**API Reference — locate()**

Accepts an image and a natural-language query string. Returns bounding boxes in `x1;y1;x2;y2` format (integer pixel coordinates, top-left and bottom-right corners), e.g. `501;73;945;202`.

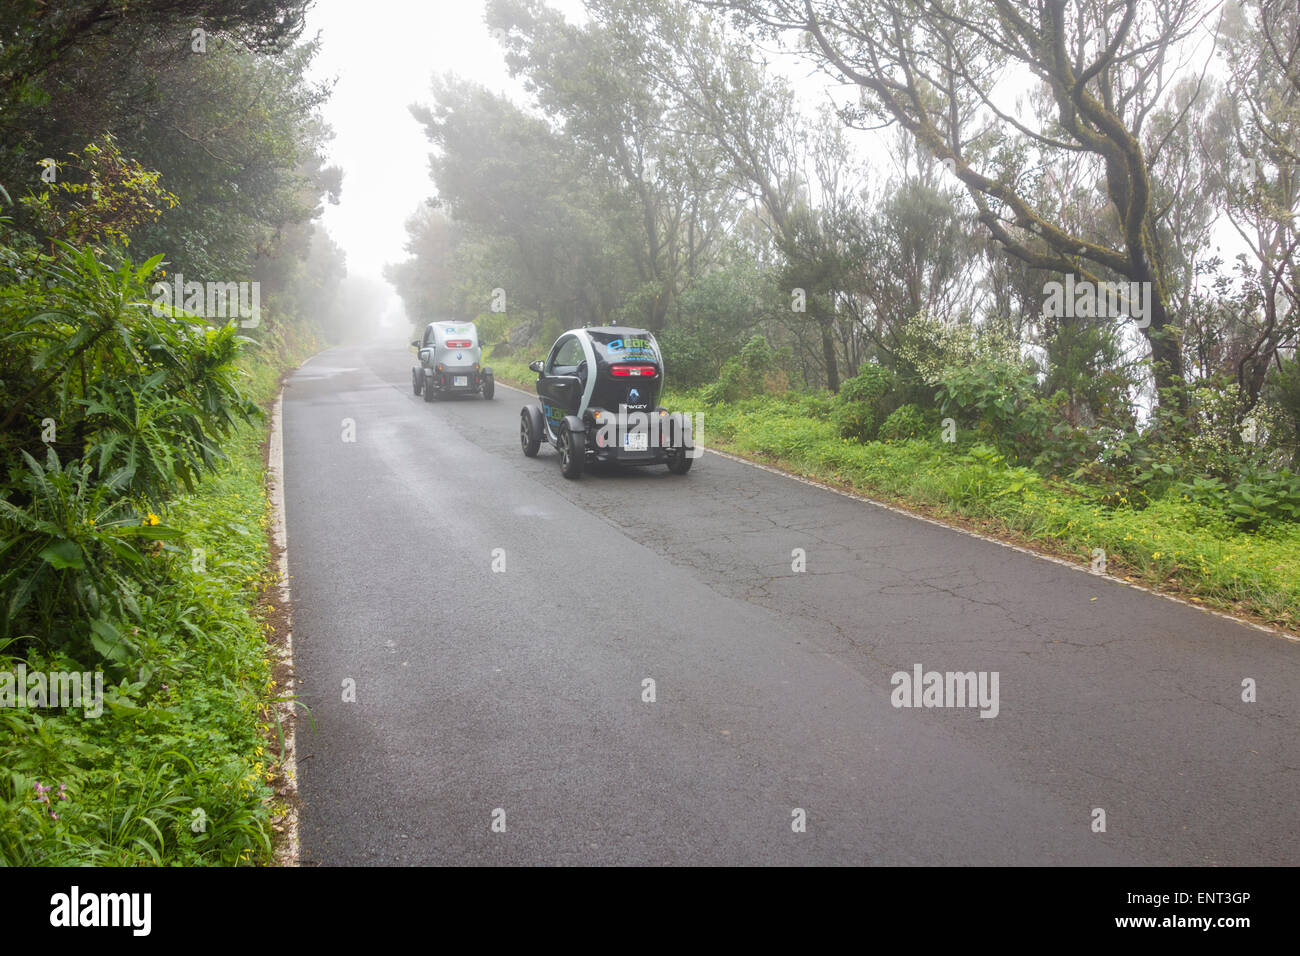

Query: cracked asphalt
284;344;1300;865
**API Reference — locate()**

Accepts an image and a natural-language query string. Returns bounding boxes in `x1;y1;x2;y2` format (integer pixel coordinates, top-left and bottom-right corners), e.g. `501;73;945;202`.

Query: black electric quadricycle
519;326;697;479
412;321;494;401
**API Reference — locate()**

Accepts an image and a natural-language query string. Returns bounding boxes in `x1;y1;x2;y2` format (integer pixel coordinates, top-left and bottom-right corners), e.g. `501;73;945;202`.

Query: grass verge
0;323;320;865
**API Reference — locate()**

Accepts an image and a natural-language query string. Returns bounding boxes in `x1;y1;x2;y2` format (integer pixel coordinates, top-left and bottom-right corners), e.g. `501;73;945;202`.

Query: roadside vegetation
0;1;337;864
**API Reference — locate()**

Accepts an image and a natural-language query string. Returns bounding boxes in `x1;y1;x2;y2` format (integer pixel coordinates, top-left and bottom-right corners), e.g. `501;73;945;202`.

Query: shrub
878;404;926;442
832;362;897;441
839;362;893;405
1175;467;1300;530
0;243;258;660
0;449;181;661
659;327;718;388
831;402;878;442
934;356;1049;462
702;334;778;405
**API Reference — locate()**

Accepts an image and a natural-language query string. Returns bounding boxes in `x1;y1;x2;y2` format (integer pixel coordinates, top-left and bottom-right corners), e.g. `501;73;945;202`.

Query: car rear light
610;364;657;377
446;339;472;348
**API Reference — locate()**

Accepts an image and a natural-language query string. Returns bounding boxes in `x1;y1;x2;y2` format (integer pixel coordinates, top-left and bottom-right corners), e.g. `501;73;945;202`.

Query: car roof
571;325;653;338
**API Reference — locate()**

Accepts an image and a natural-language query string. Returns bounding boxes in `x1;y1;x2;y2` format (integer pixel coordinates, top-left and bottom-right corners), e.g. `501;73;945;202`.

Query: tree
843;132;983;375
723;0;1222;407
0;0;306;102
410;77;632;331
1206;0;1300;408
638;6;854;389
487;0;735;331
1;13;337;288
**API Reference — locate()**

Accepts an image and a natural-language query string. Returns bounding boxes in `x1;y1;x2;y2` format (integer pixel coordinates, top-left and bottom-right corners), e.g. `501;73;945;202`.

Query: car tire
412;368;423;396
559;424;584;479
482;373;495;400
423;377;437;402
520;408;541;457
667;450;694;475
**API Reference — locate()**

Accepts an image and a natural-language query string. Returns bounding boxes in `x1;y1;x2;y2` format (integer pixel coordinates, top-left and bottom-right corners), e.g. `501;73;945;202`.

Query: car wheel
482;373;495;400
520;408;541;457
423;377;437;402
559;424;584;479
667;450;694;475
412;368;423;396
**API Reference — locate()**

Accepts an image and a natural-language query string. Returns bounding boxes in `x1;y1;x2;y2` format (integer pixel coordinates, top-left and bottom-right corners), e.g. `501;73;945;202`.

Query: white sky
305;0;587;329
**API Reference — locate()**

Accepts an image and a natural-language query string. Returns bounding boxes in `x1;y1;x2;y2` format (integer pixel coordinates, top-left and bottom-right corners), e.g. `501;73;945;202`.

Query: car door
419;324;436;367
539;334;586;435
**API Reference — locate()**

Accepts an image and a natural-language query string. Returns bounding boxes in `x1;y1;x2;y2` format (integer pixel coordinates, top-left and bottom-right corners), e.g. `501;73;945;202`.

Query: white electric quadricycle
411;321;494;401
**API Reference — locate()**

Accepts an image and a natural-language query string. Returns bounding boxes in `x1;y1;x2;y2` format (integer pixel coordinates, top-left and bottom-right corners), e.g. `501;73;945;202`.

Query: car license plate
624;432;648;451
454;375;468;387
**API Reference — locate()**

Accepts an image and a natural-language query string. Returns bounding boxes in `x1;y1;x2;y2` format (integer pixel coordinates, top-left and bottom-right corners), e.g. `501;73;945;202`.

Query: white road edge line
498;379;1297;644
268;391;301;865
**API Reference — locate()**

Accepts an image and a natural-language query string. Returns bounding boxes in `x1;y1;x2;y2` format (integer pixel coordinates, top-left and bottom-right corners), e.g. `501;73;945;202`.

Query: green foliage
658;327;716;388
878;403;926;442
702;334;778;405
934;356;1049;461
0;449;179;658
669;253;772;379
473;310;511;349
1;242;260;502
0;0;339;866
954;443;1043;501
838;361;892;405
893;313;1022;387
1175;468;1300;531
830;403;877;442
739;333;774;370
1263;356;1300;468
0;326;313;866
19;136;179;250
831;362;896;441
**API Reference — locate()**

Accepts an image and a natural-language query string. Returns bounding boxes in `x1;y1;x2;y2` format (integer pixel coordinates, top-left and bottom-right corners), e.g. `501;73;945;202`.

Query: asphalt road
283;343;1300;865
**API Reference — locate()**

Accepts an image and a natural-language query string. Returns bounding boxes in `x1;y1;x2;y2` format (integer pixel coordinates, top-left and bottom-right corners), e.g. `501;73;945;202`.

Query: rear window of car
437;325;476;342
590;333;659;364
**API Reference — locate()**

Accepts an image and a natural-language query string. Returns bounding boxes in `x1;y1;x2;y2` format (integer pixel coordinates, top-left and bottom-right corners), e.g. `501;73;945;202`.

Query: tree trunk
1142;291;1185;411
820;315;840;393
